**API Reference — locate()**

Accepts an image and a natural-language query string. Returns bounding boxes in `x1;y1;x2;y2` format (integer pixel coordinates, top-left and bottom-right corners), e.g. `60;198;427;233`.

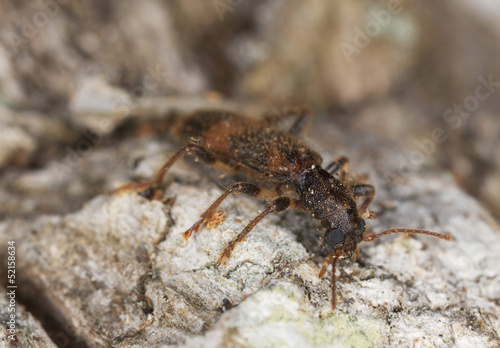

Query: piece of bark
0;287;57;348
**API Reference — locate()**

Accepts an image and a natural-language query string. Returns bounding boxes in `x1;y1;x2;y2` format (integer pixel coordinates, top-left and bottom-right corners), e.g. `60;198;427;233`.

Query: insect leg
216;197;301;265
113;144;215;199
264;105;312;135
351;184;375;218
288;106;312;135
325;156;350;182
325;156;349;175
152;145;215;186
182;182;280;239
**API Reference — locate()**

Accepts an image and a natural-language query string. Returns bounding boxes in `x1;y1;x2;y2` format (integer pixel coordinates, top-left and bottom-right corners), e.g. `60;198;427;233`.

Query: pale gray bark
1;101;499;347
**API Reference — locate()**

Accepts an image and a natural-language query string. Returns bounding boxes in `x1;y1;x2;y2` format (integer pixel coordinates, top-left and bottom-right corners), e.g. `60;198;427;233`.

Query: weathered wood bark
1;109;499;347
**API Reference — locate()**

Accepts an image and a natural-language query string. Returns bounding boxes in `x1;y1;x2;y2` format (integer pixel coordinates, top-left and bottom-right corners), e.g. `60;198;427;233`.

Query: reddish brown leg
112;181;159;197
216;197;301;265
113;144;215;199
151;145;216;187
182;182;280;240
351;184;375;219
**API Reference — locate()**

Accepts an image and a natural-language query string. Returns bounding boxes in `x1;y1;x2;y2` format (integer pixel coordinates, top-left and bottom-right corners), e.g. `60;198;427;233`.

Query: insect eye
325;228;344;246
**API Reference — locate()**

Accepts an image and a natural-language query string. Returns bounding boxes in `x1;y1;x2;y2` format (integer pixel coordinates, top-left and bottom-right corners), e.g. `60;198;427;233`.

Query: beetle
115;106;451;308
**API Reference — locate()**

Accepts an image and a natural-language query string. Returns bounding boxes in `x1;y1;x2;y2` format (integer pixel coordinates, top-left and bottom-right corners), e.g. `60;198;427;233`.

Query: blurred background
0;0;499;220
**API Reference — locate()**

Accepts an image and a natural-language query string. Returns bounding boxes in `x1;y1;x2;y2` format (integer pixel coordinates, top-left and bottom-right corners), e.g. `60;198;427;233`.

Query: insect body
115;107;451;309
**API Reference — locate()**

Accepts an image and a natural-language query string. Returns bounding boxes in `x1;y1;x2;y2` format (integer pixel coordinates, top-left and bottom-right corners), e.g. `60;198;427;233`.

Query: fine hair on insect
114;105;452;309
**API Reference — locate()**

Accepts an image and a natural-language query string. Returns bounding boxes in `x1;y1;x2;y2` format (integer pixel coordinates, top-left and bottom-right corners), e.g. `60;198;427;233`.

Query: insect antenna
363;228;452;242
